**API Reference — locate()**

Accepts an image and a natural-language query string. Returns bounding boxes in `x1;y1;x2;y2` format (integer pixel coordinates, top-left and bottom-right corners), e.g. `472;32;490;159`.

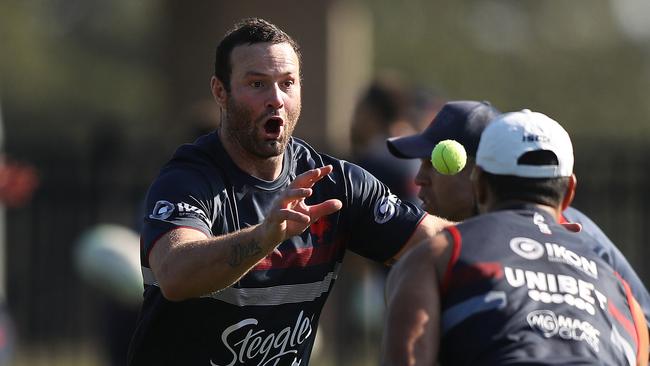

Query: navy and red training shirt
127;132;425;365
440;205;645;365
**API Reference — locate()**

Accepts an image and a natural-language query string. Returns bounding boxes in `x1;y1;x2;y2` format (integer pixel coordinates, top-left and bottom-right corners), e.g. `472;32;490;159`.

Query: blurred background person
388;100;498;221
349;75;419;203
327;75;444;365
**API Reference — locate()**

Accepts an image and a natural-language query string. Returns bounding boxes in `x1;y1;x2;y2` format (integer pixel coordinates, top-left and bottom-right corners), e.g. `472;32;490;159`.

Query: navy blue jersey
127;132;426;365
562;206;650;323
439;205;644;366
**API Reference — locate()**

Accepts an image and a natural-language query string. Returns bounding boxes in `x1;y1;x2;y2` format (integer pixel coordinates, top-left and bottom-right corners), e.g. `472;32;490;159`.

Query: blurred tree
0;0;166;149
364;0;650;142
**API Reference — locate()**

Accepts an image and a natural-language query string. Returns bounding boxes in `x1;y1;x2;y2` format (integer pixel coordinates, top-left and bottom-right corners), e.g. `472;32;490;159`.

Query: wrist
253;222;279;251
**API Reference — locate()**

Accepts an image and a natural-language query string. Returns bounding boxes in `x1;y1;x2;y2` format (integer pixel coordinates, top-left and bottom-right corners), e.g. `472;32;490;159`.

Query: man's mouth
417;194;428;209
263;117;285;138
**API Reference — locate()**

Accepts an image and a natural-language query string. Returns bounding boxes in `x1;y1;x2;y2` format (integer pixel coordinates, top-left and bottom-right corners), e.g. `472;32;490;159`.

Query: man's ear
561;174;577;211
471;166;487;209
210;76;227;108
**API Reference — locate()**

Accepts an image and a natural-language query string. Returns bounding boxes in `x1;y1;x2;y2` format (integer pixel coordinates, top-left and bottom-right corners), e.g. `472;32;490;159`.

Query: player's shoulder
168;133;221;169
289;137;374;176
394;235;440;270
562;206;594;225
451;210;535;246
289;137;354;180
455;210;508;231
290;137;343;167
154;133;226;186
562;206;612;243
155;156;212;188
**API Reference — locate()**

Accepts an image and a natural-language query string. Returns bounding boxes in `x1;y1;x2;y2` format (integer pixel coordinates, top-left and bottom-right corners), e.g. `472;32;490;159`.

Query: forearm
153;225;278;301
151;166;343;301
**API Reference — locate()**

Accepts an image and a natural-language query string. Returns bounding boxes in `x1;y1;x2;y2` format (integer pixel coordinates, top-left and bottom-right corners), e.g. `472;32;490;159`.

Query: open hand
260;165;343;247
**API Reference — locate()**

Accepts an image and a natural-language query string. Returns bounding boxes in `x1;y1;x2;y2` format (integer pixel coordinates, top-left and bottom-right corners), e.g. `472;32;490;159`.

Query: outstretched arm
381;235;447;366
149;165;343;301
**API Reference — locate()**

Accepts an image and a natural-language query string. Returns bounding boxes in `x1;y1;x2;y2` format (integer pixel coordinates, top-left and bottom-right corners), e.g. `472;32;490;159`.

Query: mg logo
527;310;558;338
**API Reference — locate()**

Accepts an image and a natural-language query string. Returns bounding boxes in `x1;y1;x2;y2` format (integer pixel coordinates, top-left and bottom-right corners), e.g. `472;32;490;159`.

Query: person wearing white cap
388;104;650;324
381;110;649;366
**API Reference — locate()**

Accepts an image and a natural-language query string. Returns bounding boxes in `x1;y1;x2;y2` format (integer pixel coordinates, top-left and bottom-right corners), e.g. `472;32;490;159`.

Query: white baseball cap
476;109;574;178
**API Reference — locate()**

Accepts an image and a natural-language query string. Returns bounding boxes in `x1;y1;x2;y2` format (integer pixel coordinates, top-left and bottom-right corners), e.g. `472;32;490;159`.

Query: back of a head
351;78;411;154
215;18;301;91
358;79;409;129
475;109;574;207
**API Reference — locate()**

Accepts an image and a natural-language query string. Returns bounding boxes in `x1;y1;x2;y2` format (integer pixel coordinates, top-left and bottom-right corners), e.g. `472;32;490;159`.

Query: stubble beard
223;96;301;159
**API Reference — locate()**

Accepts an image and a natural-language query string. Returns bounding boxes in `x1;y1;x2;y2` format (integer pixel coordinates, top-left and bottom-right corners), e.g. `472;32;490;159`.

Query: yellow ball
431;140;467;175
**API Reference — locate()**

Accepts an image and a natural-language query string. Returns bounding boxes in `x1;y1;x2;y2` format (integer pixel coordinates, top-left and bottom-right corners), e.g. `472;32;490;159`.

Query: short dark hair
483;150;570;207
358;78;408;128
215;18;302;92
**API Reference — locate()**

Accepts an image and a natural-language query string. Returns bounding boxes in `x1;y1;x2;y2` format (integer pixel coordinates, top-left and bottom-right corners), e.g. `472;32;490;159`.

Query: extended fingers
308;199;343;221
290;165;334;189
279;188;312;208
276;208;311;225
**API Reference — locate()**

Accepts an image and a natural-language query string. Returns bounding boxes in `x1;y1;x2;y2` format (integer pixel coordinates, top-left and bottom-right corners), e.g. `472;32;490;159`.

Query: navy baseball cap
387;100;500;159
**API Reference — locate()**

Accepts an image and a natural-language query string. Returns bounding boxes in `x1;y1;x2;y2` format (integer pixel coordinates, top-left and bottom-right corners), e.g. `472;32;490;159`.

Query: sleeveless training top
440;205;644;366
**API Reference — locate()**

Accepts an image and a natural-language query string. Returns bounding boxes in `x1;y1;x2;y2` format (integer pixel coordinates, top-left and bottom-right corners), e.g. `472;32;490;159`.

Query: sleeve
564;206;650;323
343;161;426;262
140;166;216;264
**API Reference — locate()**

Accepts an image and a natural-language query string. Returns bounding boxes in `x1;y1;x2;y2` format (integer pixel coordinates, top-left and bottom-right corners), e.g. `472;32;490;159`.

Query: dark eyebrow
243;71;296;78
244;71;268;78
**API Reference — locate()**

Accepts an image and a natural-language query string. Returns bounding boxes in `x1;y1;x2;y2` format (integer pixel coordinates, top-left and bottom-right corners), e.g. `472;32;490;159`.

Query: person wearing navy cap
387;100;500;221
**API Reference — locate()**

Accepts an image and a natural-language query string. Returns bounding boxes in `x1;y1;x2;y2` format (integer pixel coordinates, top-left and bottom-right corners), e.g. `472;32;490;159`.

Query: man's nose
414;166;430;186
414;174;428;187
266;83;284;110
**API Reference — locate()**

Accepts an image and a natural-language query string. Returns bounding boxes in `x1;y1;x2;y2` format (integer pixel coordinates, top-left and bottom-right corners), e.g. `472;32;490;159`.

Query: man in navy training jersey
127;18;448;366
382;109;649;365
387;100;650;322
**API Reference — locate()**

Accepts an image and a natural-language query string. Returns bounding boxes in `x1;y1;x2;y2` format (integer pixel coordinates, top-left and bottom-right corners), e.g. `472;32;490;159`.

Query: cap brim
386;134;435;159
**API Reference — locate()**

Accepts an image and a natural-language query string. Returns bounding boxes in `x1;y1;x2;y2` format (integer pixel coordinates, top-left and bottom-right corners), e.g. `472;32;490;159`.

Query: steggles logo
211;311;313;366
